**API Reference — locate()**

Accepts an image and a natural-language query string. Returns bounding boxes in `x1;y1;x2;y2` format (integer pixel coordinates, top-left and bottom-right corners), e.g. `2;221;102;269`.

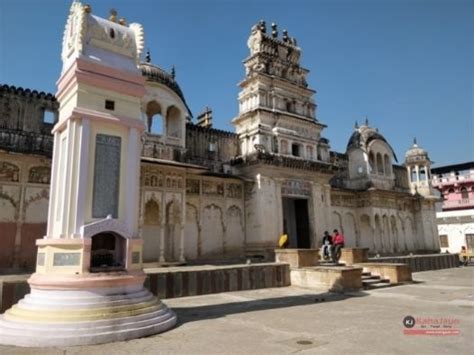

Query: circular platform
0;272;177;347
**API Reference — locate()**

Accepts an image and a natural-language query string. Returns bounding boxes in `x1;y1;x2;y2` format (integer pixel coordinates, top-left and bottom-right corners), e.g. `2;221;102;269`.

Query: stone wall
368;253;458;272
185;123;239;172
330;189;439;254
1;263;291;312
0;154;51;270
140;162;245;263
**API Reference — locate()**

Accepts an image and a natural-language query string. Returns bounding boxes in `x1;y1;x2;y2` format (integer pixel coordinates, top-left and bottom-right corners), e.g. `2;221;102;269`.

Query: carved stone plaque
281;180;311;197
92;134;121;218
53;252;80;266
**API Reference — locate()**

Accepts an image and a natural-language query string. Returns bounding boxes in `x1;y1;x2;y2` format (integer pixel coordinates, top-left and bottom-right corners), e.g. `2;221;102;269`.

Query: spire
271;23;278;38
355;121;359;129
365;116;369;126
171;65;176;79
109;8;117;22
413;137;417;146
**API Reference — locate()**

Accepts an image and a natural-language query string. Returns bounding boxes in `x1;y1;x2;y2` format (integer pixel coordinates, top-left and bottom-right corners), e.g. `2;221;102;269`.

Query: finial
171;65;176;79
84;4;92;13
365;116;369;126
258;20;266;33
109;8;117;22
413;137;417;146
119;17;127;26
145;49;151;63
282;29;289;42
355;121;359;129
271;23;278;38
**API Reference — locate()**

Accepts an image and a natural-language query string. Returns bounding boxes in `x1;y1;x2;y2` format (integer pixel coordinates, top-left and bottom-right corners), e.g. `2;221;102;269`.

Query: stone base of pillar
0;272;176;347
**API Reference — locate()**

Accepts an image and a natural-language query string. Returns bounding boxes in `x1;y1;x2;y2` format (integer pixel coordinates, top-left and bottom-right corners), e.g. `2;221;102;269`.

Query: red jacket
333;233;345;245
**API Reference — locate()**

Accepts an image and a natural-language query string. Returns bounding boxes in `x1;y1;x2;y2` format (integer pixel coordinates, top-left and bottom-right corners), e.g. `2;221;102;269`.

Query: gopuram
0;2;176;347
0;3;440;278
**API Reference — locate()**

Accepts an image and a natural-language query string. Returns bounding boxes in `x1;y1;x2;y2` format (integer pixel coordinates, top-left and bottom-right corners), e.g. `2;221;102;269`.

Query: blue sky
0;0;472;167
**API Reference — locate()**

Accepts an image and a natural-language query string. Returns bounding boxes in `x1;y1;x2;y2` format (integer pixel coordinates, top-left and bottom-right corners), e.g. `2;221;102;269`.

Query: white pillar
125;128;140;235
74;118;90;235
47;131;60;237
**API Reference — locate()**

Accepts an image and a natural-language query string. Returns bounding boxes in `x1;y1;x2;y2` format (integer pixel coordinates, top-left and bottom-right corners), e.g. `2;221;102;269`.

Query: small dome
405;139;430;163
139;62;192;117
346;124;398;162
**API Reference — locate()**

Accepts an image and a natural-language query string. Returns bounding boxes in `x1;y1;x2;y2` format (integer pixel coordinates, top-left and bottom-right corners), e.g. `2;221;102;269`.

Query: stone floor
1;267;473;354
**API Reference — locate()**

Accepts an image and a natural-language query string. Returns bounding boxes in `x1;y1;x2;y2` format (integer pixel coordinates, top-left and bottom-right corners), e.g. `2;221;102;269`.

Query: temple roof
139;62;192;117
346;125;398;162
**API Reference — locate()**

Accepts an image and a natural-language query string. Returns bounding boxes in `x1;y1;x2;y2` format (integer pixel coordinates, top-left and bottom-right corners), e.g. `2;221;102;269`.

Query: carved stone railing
0;129;53;157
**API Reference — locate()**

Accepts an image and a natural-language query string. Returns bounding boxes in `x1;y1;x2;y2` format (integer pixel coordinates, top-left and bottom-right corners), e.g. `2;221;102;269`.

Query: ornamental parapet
230;151;339;173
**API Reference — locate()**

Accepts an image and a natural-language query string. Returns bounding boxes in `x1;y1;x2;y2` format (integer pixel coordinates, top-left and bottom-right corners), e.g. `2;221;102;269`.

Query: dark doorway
282;198;311;248
90;232;126;272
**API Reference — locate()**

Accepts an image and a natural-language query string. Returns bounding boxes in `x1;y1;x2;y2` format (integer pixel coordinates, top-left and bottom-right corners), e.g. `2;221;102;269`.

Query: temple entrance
282;197;310;248
90;232;126;272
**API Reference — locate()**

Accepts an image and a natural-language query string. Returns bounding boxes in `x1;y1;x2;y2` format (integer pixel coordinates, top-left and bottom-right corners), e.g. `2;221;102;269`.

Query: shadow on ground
172;290;369;327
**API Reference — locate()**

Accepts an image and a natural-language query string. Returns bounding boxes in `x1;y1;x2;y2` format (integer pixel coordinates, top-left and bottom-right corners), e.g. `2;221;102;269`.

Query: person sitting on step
331;229;345;263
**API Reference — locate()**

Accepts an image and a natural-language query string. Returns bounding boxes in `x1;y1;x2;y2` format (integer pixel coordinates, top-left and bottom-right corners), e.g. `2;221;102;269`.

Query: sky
0;0;472;167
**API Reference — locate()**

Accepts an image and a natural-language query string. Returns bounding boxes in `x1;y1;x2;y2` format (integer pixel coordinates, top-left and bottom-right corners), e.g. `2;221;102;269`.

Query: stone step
362;277;391;290
363;281;393;290
318;262;344;267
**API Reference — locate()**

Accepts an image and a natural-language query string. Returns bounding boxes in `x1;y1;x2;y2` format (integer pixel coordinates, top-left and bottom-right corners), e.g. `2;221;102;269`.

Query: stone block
290;266;363;292
274;249;320;268
358;263;412;284
339;248;369;265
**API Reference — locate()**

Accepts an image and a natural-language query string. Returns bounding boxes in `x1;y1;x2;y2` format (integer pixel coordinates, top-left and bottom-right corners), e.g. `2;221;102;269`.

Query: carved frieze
142;166;184;190
186;179;200;194
203;180;224;196
226;183;243;199
28;166;51;184
0;161;20;182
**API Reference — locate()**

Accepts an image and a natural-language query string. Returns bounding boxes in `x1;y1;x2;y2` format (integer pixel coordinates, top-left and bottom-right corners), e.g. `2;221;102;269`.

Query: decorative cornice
0;84;56;102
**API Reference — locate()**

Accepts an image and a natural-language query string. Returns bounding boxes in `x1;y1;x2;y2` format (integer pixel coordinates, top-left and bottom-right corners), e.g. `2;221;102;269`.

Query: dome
139;62;192;117
346;125;398;162
405;139;430;164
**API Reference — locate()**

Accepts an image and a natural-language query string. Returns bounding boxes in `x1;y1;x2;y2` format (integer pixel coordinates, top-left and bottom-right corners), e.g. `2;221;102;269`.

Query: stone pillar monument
0;1;176;347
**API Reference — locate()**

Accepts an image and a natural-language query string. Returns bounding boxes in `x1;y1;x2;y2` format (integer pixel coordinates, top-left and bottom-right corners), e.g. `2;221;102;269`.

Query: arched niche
166;105;183;139
90;231;126;272
146;100;165;135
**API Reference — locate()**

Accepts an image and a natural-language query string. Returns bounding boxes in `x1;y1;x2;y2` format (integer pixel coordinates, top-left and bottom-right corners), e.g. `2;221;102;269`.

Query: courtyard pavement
0;267;473;354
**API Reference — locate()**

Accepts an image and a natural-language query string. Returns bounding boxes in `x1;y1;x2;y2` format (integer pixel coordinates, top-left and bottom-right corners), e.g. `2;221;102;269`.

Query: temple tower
0;2;176;347
232;21;329;161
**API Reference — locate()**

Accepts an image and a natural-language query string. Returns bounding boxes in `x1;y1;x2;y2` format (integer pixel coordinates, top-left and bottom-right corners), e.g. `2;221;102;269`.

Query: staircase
361;271;392;290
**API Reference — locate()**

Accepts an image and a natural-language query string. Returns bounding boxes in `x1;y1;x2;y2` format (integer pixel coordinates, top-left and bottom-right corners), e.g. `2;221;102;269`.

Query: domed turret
345;120;396;190
405;138;434;196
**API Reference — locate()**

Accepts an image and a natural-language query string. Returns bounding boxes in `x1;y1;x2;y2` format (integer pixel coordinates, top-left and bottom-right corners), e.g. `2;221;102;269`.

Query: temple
0;8;440;274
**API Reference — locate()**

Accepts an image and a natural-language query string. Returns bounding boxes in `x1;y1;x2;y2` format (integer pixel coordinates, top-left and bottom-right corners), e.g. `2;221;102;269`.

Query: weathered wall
330;189;439;255
140;162;245;263
185;123;239;172
0;154;50;269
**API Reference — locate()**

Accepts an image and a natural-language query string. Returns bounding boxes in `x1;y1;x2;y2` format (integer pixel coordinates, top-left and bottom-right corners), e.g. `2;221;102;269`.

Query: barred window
439;235;449;248
466;234;474;250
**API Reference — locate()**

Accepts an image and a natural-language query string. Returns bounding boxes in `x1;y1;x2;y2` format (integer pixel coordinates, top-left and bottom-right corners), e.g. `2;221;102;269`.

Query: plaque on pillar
92;134;121;218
